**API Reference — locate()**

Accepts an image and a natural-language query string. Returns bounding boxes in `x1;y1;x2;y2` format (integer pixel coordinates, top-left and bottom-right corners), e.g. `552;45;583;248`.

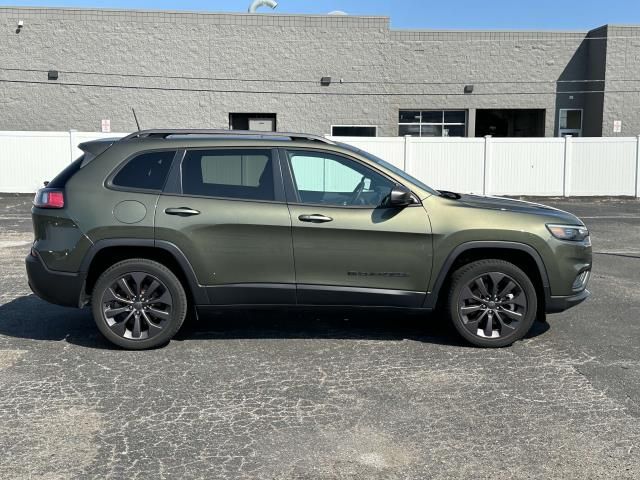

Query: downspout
248;0;278;13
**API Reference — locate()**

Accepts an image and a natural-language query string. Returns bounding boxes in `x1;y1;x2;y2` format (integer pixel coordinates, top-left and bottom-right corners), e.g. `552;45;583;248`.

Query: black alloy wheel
101;272;173;341
447;259;537;348
458;272;527;339
92;259;187;349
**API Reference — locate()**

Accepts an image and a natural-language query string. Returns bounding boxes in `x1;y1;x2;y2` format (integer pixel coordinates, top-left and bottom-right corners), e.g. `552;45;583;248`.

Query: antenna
132;108;141;131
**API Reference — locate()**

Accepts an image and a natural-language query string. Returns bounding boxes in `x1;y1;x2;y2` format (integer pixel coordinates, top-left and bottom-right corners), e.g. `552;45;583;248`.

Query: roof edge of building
2;7;638;35
0;5;389;20
0;5;388;20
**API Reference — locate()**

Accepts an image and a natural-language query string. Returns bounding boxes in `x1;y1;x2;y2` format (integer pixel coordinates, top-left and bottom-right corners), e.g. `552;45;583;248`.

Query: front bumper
545;289;591;314
26;253;86;308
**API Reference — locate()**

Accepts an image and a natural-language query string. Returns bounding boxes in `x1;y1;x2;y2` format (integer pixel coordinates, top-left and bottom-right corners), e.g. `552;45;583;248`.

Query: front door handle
164;207;201;217
298;214;333;223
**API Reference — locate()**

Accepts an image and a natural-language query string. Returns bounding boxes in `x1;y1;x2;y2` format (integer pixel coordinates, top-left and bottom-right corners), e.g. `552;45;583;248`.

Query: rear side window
112;151;175;191
181;149;274;201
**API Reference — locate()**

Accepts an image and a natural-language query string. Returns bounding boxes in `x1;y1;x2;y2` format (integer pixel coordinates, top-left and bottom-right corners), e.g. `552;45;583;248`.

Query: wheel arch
81;239;208;305
424;241;551;311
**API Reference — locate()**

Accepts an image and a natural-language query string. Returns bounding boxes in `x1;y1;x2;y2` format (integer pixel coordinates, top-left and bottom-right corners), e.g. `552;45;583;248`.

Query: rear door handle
298;214;333;223
164;207;201;217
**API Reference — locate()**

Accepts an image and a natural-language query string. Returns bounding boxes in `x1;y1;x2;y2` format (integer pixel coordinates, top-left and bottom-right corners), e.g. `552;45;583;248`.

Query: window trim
105;148;180;194
280;147;421;209
330;125;378;137
398;109;467;137
162;146;286;204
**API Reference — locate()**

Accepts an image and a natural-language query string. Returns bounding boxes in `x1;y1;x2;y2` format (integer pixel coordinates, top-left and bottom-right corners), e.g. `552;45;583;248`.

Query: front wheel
446;259;537;348
91;258;188;349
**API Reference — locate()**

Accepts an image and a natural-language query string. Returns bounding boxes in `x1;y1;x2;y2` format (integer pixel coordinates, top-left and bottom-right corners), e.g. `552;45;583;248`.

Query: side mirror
388;185;413;207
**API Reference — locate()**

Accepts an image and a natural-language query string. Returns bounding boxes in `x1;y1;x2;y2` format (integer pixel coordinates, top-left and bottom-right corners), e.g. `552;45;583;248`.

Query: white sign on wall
614;120;622;133
101;119;111;133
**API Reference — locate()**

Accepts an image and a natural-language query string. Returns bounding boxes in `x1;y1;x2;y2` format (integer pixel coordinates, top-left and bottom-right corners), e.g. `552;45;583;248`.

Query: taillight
34;189;65;209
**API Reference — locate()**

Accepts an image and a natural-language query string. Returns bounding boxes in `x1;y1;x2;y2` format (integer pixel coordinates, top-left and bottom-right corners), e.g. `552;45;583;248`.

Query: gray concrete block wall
0;7;637;136
602;26;640;137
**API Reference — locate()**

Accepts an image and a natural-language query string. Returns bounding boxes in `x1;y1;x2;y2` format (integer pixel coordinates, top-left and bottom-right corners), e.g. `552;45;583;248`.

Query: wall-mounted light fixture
320;76;332;86
48;70;59;81
464;85;474;94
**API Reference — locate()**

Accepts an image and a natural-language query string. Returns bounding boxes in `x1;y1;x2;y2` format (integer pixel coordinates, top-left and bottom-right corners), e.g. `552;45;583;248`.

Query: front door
559;109;583;137
282;149;432;307
155;147;295;305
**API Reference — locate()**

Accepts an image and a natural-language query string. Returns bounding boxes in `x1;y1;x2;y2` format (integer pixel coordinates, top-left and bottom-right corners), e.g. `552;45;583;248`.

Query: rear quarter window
48;155;84;188
112;151;175;191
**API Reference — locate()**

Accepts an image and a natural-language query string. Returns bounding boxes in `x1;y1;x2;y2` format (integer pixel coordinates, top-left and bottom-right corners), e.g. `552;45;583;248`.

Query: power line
0;67;634;86
0;77;637;96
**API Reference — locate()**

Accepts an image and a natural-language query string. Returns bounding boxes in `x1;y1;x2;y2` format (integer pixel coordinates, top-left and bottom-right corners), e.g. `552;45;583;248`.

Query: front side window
112;150;175;191
398;110;467;137
287;150;395;207
181;149;274;201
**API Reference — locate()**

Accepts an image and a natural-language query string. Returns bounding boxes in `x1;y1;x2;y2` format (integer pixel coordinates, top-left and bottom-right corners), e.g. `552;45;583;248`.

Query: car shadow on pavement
0;294;550;350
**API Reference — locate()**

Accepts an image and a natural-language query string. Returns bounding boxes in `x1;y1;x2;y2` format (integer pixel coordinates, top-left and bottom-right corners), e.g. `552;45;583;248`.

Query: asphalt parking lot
0;194;638;479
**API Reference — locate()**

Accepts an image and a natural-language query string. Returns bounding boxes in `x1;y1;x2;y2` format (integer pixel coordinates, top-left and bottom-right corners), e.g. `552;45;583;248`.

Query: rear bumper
546;289;590;314
25;253;86;308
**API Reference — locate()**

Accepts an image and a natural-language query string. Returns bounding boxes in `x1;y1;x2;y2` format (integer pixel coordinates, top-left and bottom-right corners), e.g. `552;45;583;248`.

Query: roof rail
120;129;335;145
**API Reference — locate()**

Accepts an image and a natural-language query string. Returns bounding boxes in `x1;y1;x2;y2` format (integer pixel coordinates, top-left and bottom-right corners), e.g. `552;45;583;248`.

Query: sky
3;0;640;30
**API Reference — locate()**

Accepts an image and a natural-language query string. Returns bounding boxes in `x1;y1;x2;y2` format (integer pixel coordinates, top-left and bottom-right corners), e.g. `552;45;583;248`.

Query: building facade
1;7;639;137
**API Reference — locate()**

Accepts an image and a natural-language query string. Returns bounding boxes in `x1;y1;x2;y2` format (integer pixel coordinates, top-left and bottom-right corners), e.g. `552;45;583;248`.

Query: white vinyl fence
328;135;640;198
0;131;639;197
0;131;127;193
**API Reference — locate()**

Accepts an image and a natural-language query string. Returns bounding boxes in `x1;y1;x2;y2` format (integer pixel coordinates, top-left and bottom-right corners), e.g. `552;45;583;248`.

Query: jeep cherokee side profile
26;130;592;349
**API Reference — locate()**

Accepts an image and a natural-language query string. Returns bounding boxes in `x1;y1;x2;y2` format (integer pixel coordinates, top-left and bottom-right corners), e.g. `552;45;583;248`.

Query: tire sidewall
91;259;187;350
448;260;537;348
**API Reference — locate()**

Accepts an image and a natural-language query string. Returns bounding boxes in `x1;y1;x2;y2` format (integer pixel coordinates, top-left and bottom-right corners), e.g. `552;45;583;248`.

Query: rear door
155;147;295;305
282;148;432;307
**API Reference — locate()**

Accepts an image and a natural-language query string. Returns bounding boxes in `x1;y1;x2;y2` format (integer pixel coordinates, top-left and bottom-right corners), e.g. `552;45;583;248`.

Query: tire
446;259;537;348
91;258;188;350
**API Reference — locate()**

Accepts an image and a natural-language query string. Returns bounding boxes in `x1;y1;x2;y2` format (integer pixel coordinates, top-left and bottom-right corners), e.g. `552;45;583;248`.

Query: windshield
337;142;438;196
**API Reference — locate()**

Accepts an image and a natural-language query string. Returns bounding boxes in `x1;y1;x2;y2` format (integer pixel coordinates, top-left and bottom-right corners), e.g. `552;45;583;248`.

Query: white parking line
581;217;640;221
0;241;30;248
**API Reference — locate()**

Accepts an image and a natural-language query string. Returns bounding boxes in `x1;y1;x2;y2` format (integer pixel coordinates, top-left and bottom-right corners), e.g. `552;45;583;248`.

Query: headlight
546;224;590;242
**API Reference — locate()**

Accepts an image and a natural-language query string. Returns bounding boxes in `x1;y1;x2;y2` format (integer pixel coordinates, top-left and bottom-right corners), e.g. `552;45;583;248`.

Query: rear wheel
91;258;187;349
446;259;537;348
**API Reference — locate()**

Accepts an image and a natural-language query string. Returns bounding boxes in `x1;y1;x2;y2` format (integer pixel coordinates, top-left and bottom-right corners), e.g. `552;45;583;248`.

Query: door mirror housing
388;185;413;207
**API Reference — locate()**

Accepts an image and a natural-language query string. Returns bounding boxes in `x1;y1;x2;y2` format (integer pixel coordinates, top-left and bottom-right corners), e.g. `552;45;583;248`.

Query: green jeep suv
26;130;592;349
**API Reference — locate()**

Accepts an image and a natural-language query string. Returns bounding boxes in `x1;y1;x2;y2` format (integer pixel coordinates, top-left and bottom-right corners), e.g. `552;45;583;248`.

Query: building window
558;109;583;137
331;125;378;137
398;110;467;137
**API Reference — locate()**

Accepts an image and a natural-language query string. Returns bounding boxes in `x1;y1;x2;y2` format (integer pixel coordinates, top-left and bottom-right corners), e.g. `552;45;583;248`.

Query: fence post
68;129;78;163
563;135;573;197
483;135;492;195
635;135;640;198
403;135;411;171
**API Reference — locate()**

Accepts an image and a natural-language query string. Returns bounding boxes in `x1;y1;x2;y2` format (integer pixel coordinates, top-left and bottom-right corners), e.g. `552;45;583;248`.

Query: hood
453;193;583;224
